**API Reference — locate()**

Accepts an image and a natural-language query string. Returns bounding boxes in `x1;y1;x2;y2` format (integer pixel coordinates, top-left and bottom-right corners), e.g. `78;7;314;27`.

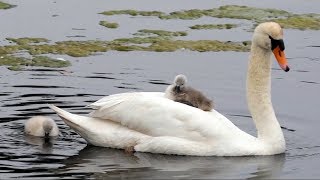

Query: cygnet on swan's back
24;116;59;137
165;74;214;111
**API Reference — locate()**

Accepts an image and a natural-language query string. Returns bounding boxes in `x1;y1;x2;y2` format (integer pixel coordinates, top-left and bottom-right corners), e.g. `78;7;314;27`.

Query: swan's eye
269;36;285;51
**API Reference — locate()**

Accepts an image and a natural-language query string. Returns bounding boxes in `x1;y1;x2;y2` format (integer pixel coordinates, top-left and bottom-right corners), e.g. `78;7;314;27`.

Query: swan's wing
88;92;241;141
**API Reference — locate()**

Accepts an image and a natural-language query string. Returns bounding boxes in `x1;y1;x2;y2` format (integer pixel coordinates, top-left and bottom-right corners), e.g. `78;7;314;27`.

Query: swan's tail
48;104;73;120
48;104;90;131
48;104;149;149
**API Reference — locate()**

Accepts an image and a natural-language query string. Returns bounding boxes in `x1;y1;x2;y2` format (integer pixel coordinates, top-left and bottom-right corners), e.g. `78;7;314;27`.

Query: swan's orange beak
273;46;290;72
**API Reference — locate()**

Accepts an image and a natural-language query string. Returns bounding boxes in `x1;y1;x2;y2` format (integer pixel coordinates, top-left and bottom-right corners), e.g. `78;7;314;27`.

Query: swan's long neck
246;44;285;147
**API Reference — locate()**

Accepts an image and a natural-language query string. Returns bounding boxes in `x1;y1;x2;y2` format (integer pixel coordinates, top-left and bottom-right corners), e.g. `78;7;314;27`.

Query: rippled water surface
1;0;320;179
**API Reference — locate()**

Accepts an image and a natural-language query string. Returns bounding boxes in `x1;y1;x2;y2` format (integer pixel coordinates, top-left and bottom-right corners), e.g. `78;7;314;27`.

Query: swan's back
89;92;248;142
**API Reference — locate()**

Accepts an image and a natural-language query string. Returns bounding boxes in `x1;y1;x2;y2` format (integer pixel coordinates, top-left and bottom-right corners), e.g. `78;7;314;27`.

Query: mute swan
24;116;59;137
49;22;289;156
165;74;214;111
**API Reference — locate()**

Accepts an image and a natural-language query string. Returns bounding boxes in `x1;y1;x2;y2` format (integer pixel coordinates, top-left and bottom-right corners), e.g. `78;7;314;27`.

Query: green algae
112;45;147;52
242;41;251;46
0;55;71;70
147;40;250;52
7;65;22;71
31;56;71;68
99;21;119;29
0;1;14;9
113;29;249;52
100;5;320;30
111;39;250;52
272;15;320;30
209;5;290;21
101;5;291;21
0;28;252;71
114;29;187;45
134;29;187;37
6;37;49;45
0;37;250;70
100;10;164;17
1;33;250;58
113;36;168;44
0;45;23;55
1;39;110;57
160;9;205;20
190;24;237;30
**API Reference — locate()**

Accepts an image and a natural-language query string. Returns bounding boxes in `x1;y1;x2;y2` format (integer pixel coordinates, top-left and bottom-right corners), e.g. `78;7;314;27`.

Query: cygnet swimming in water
165;74;214;111
24;116;59;137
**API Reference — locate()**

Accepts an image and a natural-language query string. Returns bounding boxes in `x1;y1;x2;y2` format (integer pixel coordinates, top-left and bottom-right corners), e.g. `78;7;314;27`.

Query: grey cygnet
165;74;214;111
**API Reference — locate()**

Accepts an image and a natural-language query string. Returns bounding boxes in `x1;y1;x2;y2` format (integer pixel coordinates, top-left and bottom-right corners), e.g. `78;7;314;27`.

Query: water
1;0;320;179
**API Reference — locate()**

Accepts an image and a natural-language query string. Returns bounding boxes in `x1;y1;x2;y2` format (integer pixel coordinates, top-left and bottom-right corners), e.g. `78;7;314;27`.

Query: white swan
49;22;289;156
24;116;59;137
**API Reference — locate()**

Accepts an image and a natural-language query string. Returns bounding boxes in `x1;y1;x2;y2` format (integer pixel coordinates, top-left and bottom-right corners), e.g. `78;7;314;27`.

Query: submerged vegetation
190;24;237;30
0;1;14;9
101;5;320;30
272;15;320;30
99;21;119;28
6;37;49;45
1;34;250;56
0;55;71;71
100;5;290;20
0;38;71;70
134;29;188;37
99;10;163;17
0;32;250;70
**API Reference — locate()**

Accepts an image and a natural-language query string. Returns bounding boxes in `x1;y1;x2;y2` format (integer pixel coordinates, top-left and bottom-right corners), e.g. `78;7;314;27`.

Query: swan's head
253;22;289;72
174;74;187;92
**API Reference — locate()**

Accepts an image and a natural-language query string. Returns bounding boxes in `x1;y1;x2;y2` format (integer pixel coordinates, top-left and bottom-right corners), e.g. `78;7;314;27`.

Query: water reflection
24;135;57;154
53;146;286;179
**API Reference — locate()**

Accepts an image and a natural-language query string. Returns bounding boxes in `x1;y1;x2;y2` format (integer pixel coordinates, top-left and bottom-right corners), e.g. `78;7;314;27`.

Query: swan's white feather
50;102;261;156
89;92;241;140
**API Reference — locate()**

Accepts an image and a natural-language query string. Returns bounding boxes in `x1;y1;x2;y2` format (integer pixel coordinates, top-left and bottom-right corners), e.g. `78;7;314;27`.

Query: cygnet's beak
45;132;50;137
174;85;181;92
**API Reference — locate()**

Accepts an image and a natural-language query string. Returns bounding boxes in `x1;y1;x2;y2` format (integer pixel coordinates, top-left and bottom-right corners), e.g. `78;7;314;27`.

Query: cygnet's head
173;74;187;93
174;74;187;86
42;117;55;137
25;116;59;137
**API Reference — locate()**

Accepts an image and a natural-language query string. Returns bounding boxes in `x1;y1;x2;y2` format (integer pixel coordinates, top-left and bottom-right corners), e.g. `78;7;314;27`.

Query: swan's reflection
60;145;285;179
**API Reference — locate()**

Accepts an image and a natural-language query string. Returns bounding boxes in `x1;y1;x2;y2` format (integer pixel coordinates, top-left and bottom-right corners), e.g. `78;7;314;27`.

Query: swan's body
50;22;289;156
165;74;214;111
24;116;59;137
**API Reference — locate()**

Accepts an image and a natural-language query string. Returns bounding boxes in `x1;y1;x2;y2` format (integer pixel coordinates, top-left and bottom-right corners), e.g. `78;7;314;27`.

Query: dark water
1;0;320;179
